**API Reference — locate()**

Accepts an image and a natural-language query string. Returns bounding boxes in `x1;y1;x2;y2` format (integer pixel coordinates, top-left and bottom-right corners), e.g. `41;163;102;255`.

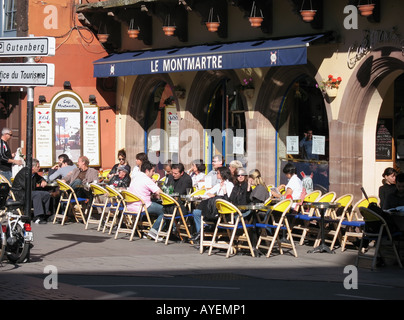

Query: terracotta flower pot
358;4;375;17
97;33;109;43
163;26;176;36
300;10;317;22
128;29;140;39
249;17;263;28
206;22;220;32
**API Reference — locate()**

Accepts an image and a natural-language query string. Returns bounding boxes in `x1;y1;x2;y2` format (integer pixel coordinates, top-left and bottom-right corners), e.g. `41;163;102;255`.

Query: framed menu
35;90;100;167
376;118;394;161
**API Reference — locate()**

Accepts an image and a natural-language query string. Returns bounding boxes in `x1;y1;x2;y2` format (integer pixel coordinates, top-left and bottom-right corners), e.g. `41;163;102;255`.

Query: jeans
0;170;12;183
32;190;51;217
193;209;202;233
148;201;165;230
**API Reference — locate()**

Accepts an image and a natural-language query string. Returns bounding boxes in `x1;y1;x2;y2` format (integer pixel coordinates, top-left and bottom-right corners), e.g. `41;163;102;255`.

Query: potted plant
163;14;176;36
317;75;342;98
97;33;109;43
240;77;255;99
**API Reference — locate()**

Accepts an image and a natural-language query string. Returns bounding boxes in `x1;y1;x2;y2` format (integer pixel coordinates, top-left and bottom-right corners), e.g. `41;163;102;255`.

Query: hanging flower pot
97;33;109;43
206;7;220;32
128;18;140;39
358;4;375;16
300;0;316;22
249;17;263;27
163;26;176;36
325;87;338;98
300;10;317;22
205;22;220;32
249;1;264;28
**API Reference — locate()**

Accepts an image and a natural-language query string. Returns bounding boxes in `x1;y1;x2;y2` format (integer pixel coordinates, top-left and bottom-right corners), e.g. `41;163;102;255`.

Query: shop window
277;76;329;192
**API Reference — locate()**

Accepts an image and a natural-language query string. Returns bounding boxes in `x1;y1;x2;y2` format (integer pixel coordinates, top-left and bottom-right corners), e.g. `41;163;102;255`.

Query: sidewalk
0;221;403;299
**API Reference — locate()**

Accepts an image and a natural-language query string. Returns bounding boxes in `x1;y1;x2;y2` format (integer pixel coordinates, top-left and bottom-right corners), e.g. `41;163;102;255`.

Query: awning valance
93;34;324;78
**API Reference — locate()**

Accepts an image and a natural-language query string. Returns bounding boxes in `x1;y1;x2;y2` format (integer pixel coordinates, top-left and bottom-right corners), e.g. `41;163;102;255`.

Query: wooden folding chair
85;183;110;230
102;185;124;234
340;196;379;251
314;193;353;250
207;199;255;258
290;190;322;244
356;207;403;270
256;199;297;258
53;179;87;225
114;190;152;241
156;192;194;245
0;174;22;215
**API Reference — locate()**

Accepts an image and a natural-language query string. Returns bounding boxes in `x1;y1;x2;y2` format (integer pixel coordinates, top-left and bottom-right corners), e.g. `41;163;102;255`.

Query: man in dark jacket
12;159;50;224
165;163;193;195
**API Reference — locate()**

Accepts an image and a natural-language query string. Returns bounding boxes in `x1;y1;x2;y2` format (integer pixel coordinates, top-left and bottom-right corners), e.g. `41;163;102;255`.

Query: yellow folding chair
340;196;379;251
85;183;110;230
207;199;256;258
256;199;297;258
114;190;152;241
315;193;354;250
53;179;87;225
156;192;193;245
102;185;124;234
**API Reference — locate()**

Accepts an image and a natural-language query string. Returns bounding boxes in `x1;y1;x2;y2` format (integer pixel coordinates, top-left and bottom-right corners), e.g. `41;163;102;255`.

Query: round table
304;202;341;254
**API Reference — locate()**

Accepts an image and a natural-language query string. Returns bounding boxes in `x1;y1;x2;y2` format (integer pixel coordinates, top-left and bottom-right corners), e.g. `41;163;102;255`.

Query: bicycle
0;183;33;264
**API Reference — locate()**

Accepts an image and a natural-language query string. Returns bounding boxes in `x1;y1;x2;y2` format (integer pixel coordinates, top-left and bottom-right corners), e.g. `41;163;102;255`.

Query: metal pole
24;58;34;221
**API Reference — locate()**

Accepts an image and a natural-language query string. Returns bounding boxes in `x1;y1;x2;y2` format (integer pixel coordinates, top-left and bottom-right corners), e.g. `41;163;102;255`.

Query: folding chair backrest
57;179;73;192
121;190;144;205
160;192;178;206
318;192;336;203
0;174;11;187
90;183;108;196
271;199;292;214
351;196;379;221
335;194;353;208
304;190;322;202
190;189;206;197
105;185;122;200
152;173;160;181
215;199;240;216
359;207;384;224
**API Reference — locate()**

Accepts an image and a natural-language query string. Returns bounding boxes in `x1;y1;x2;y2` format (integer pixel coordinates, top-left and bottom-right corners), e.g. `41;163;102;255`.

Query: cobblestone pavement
1;221;403;300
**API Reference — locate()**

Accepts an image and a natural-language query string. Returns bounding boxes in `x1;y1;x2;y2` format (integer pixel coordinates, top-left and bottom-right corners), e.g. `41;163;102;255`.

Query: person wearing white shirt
272;163;303;207
190;167;234;242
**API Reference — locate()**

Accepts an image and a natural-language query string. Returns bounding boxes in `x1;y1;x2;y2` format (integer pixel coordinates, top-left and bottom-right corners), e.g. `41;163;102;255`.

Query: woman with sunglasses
107;148;131;180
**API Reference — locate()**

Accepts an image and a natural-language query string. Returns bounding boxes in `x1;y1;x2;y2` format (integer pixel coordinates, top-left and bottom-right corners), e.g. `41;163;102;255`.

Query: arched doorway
276;75;329;190
335;48;404;199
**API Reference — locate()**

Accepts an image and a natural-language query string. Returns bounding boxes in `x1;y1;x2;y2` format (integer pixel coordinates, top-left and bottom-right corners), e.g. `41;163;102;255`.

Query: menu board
376;118;393;160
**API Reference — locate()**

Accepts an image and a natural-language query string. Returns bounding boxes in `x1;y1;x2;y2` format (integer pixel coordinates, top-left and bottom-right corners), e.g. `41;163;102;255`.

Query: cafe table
304;202;341;254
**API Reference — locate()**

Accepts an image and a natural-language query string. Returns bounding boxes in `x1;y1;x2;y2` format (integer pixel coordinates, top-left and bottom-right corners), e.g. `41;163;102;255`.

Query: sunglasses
118;158;125;161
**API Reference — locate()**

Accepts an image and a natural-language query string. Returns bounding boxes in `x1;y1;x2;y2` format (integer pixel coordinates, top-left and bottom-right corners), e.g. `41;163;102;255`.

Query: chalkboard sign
376;118;393;160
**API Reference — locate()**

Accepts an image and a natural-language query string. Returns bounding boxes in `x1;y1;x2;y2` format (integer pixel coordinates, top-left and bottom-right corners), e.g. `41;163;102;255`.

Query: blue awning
93;34;324;78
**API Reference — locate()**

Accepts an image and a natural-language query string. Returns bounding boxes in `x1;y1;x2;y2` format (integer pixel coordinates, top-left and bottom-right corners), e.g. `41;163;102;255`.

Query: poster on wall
376;118;393;161
312;135;326;155
286;136;299;155
34;90;100;167
165;105;179;155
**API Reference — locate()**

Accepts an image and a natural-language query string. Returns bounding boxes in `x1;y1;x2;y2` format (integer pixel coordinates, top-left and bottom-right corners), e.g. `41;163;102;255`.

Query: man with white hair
0;128;23;182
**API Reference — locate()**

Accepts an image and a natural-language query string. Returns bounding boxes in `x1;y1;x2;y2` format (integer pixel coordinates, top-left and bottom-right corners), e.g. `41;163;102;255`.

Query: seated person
48;158;76;181
63;155;99;200
384;172;404;211
108;164;131;188
247;169;270;204
379;167;398;210
272;163;303;201
164;163;193;195
191;167;234;242
128;161;164;241
12;159;50;224
48;153;69;177
107;148;131;180
189;159;206;189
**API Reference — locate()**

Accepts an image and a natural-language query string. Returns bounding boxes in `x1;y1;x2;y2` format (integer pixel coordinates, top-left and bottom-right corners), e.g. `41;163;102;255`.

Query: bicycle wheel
6;221;30;263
